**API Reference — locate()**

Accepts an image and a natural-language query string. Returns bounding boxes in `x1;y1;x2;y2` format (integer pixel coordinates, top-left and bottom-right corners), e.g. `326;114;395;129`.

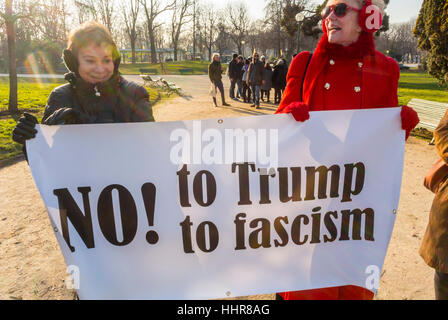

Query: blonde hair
212;52;220;61
67;21;120;61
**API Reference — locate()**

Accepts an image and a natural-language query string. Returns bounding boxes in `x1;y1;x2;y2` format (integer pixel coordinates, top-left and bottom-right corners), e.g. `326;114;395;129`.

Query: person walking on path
209;53;230;107
272;59;287;104
228;53;240;100
12;21;154;159
261;63;273;103
236;55;244;99
420;111;448;300
241;58;252;103
246;52;264;109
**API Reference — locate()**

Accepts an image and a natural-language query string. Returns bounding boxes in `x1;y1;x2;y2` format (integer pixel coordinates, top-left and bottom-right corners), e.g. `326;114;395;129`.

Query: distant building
119;48;187;63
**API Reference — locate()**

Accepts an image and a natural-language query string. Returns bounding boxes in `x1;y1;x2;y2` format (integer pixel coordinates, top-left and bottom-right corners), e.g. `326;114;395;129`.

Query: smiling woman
77;44;115;85
275;0;420;300
11;21;155;156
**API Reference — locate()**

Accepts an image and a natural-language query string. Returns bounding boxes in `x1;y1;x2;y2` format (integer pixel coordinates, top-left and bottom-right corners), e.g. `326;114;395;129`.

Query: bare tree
225;1;250;54
1;0;18;113
201;2;217;60
279;0;309;59
214;13;232;56
376;18;419;62
170;0;192;61
264;0;286;57
191;0;199;60
74;0;97;24
30;0;69;43
97;0;115;34
122;0;140;64
247;20;270;56
74;0;115;34
139;0;175;64
0;0;35;114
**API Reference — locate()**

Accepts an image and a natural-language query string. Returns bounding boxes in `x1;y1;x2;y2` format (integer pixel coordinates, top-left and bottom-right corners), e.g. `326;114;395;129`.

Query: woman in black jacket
12;21;154;149
271;59;288;105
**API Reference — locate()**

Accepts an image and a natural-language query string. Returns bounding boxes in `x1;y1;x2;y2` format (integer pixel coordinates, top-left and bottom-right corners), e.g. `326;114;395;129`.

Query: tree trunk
148;20;157;64
192;1;196;61
131;40;136;64
286;36;295;61
6;0;18;114
174;43;178;61
276;26;281;57
208;43;212;61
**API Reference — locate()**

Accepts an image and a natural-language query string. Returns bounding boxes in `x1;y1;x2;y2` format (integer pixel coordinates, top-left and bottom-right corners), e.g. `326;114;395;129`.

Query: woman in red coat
275;0;420;300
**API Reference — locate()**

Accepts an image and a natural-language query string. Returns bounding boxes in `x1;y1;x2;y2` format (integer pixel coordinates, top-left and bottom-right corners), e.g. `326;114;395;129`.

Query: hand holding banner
27;108;404;299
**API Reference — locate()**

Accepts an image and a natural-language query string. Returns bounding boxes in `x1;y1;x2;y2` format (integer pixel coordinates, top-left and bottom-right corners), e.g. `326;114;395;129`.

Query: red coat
275;32;398;300
277;33;399;113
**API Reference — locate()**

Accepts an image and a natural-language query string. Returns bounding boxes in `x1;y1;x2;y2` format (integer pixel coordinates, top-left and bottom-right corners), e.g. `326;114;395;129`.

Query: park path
126;74;277;121
0;75;438;300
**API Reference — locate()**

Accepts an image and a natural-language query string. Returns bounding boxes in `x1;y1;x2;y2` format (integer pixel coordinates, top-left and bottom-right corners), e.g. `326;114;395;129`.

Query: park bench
407;98;448;144
399;63;410;71
178;68;194;74
139;75;181;94
139;68;158;74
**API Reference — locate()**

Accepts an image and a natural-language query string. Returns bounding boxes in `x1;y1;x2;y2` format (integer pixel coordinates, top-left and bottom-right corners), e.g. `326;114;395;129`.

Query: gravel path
0;75;437;299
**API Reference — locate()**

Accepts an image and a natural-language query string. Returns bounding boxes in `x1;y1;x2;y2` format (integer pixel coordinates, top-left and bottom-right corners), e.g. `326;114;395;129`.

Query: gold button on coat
325;83;331;90
354;86;361;92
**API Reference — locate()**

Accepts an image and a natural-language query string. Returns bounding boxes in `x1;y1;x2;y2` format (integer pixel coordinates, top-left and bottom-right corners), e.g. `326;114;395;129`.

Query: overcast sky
206;0;424;24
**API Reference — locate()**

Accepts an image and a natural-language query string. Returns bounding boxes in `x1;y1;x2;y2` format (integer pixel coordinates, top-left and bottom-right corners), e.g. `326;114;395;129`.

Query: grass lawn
398;70;448;106
0;78;65;162
0;70;447;162
119;60;226;75
0;77;165;162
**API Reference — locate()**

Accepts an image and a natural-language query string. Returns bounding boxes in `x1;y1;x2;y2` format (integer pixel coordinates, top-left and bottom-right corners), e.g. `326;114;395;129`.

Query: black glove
12;113;38;145
45;108;91;125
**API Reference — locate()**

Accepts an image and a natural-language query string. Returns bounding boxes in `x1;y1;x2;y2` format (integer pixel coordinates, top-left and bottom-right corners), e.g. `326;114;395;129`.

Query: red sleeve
275;51;312;114
387;57;419;140
387;56;400;108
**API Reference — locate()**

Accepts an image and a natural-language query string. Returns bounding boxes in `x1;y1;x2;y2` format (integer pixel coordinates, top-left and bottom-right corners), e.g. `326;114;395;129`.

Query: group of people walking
208;52;288;109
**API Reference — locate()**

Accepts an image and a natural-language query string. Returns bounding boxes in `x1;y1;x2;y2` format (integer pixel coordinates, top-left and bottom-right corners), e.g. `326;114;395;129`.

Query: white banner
27;108;404;300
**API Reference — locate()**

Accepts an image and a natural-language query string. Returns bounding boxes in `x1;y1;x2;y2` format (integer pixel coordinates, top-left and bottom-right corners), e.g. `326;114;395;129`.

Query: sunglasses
321;3;361;20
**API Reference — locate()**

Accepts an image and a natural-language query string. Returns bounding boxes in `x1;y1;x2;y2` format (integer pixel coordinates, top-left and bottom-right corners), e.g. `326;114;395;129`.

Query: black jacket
237;61;244;80
228;59;241;79
208;61;223;82
42;72;154;124
247;60;264;86
272;64;287;90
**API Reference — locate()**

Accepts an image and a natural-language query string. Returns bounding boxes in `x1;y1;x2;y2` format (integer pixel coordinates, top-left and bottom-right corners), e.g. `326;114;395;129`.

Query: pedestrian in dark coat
241;59;252;103
236;55;244;99
246;52;264;109
12;21;154;155
420;110;448;300
228;53;240;99
208;53;230;107
261;63;273;103
272;59;287;104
